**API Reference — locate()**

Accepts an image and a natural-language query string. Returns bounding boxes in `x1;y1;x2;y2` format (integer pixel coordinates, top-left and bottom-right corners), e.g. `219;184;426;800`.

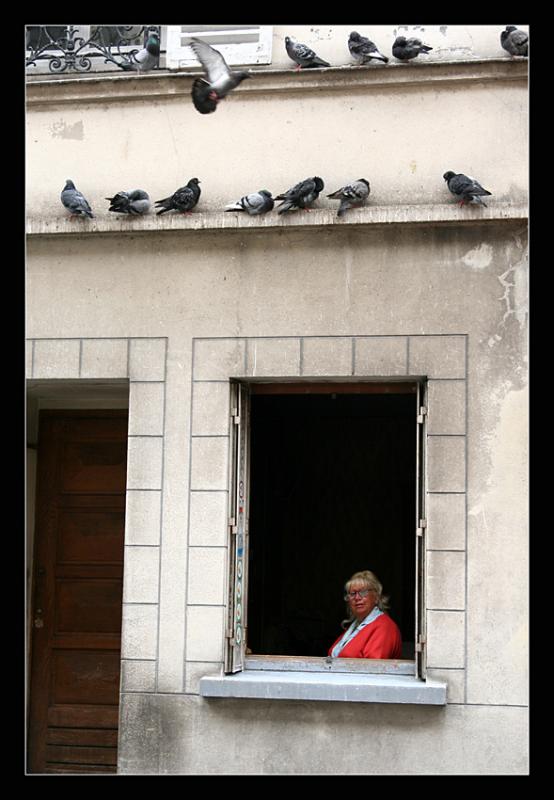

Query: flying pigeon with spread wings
189;38;251;114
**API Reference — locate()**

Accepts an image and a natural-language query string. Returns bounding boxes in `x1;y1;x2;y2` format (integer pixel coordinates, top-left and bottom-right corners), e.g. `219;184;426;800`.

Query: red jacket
329;613;402;659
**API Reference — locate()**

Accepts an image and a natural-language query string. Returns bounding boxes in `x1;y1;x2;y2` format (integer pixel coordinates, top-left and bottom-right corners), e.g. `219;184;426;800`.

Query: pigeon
120;31;160;72
500;26;528;57
189;38;251;114
348;32;388;65
285;36;330;70
105;190;151;215
225;190;274;216
154;178;201;215
275;177;325;214
443;171;492;207
327;179;370;217
392;36;433;61
61;179;94;219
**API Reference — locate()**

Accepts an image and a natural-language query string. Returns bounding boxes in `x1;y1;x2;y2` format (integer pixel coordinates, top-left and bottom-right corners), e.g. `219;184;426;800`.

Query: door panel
28;411;127;774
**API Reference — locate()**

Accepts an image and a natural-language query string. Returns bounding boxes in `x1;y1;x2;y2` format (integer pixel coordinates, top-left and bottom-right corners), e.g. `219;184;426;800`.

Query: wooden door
28;411;128;774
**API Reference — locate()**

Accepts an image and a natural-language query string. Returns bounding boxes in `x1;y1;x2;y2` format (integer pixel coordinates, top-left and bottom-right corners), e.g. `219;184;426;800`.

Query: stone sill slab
26;58;527;106
26;202;528;239
199;670;447;704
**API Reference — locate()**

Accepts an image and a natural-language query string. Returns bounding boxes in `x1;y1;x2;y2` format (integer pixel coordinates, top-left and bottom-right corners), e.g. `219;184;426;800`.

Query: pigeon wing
190;38;230;84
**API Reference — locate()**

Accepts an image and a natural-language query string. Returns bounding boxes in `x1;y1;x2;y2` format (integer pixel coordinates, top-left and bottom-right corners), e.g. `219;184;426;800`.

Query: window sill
199;670;447;705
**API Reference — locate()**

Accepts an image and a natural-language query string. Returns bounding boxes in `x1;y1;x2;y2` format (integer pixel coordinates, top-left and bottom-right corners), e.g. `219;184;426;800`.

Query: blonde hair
341;569;390;628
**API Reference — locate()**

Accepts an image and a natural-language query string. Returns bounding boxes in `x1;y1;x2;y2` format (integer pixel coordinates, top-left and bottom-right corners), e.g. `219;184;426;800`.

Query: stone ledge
25;58;527;106
199;670;447;704
26;202;528;238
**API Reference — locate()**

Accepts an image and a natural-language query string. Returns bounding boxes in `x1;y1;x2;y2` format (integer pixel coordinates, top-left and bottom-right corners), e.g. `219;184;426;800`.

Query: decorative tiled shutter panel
165;25;273;69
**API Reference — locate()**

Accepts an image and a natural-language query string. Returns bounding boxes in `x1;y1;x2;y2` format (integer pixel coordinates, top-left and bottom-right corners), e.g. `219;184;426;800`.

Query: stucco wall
26;24;528;774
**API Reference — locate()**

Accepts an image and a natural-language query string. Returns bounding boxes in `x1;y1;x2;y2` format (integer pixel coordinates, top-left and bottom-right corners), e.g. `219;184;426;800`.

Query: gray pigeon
120;31;160;71
348;32;388;65
327;179;370;217
225;190;274;216
443;171;492;207
500;26;528;57
61;179;94;219
190;38;251;114
106;190;151;215
155;178;201;215
275;177;325;214
392;36;433;61
285;36;330;70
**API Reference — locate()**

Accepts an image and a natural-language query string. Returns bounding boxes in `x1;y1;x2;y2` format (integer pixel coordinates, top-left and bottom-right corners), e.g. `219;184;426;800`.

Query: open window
225;380;427;678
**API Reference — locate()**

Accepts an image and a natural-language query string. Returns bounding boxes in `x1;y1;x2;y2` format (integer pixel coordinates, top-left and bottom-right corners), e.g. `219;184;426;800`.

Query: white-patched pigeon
275;177;325;214
500;26;528;57
106;190;151;215
443;171;492;207
285;37;330;70
327;179;370;217
155;178;201;215
225;190;274;216
120;31;160;71
392;36;433;61
61;180;94;219
348;32;388;65
189;38;251;114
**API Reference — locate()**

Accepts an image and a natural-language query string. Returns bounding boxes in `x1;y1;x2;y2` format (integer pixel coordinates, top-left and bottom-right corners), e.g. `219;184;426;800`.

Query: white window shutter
166;25;272;70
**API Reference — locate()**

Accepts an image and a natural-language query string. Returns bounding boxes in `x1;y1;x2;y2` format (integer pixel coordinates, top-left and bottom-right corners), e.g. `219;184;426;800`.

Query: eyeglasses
344;589;372;600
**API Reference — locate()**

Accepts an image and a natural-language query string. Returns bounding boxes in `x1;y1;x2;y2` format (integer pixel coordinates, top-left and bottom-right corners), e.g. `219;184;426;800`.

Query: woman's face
347;582;377;621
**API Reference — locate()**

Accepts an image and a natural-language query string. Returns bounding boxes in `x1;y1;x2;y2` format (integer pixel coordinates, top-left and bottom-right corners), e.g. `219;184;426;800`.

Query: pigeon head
313;177;324;192
505;26;518;33
259;190;272;197
443;171;456;182
349;32;361;40
395;36;407;45
358;179;370;188
64;179;76;190
188;178;201;186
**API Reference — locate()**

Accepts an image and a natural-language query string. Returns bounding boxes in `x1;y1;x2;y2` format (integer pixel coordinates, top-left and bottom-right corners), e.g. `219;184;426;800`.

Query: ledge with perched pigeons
25;57;527;106
26;201;527;239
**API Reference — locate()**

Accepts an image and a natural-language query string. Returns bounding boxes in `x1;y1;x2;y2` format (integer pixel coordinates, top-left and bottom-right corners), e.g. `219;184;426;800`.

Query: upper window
226;381;427;678
25;25;272;76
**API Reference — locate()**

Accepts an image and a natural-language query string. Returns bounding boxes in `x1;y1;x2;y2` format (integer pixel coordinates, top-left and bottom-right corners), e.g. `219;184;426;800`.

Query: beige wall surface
26;24;528;774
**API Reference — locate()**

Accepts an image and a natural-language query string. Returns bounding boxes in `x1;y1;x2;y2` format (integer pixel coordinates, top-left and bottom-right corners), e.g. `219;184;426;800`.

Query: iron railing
25;25;161;74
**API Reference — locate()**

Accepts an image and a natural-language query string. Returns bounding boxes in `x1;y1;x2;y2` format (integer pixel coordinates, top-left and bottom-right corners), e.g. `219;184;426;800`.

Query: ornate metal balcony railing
25;25;161;74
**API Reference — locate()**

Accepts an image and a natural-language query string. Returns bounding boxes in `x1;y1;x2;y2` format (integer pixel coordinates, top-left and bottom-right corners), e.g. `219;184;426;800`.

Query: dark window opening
246;385;416;660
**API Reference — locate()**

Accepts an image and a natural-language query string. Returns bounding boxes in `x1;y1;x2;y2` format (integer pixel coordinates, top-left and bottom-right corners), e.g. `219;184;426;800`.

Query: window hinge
232;408;240;424
417;519;427;537
229;517;237;534
417;406;427;424
415;635;426;652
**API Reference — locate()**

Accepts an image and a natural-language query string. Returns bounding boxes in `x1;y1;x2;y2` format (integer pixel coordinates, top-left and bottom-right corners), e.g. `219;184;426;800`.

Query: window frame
224;378;427;679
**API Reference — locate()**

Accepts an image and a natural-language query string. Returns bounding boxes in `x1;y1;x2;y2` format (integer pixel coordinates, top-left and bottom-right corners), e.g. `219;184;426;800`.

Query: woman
328;570;402;659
